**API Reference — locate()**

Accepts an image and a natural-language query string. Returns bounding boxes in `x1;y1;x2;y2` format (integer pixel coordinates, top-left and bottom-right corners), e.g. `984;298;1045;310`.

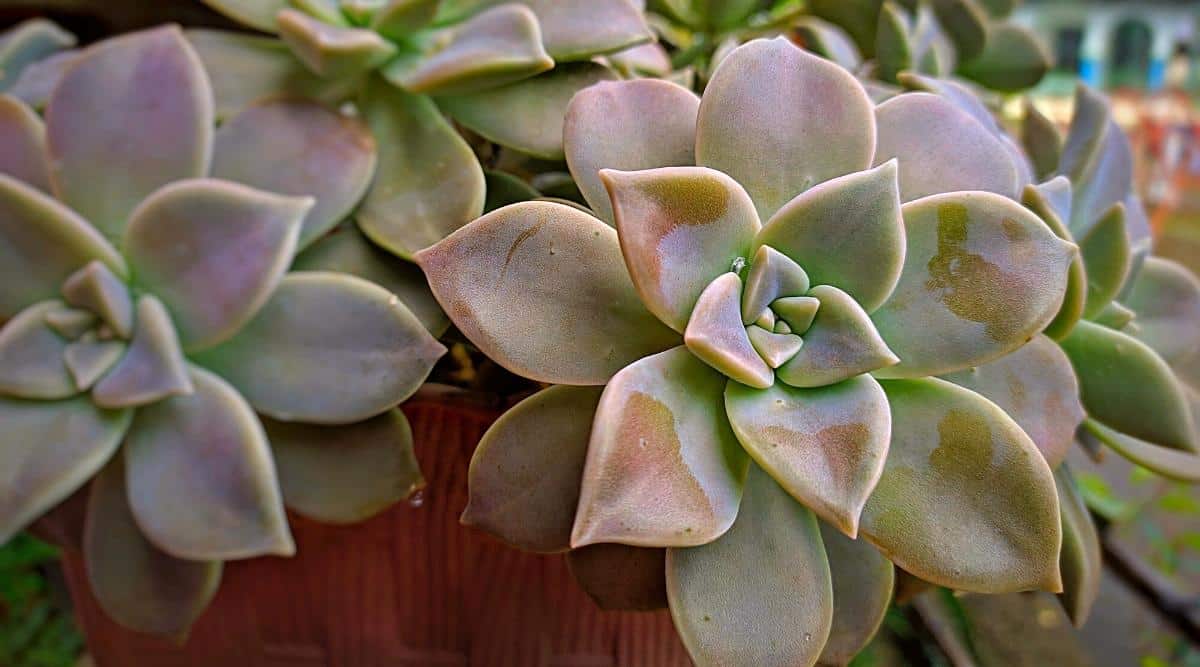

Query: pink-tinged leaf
85;457;221;638
572;347;749;548
874;92;1019;202
123;179;310;352
264;409;422;524
666;464;833;667
356;78;485;259
61;261;133;339
873;192;1077;378
521;0;653;61
776;285;899;389
415;201;679;385
1022;179;1086;341
192;272;444;424
819;522;895;666
276;9;396;78
563;79;699;225
861;378;1063;594
606;42;672;78
740;246;810;325
92;296;194;409
757;161;905;313
372;0;440;38
212;99;377;251
696;38;876;221
940;335;1085;469
0;395;130;543
684;273;773;389
725;374;890;537
1058;86;1133;239
0;301;76;400
1122;256;1200;365
0;174;124;319
7;50;79;111
199;0;287;32
124;365;294;560
463;385;602;553
568;543;667;611
602;166;760;333
46;26;213;238
0;94;51;190
381;4;552;95
0;19;76;90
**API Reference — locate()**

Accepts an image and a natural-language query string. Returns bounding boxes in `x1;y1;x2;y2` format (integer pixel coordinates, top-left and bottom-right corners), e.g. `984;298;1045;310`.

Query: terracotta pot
52;398;691;667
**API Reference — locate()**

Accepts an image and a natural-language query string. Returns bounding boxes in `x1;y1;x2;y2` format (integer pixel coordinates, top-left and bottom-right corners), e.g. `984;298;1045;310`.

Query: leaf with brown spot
415;201;679;385
463;385;603;553
725;374;891;537
873;191;1077;378
861;377;1062;594
572;347;749;548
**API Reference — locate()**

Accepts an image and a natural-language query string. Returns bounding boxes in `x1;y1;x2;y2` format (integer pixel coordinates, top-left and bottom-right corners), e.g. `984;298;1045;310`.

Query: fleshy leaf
46;26;213;238
381;4;552;95
1060;321;1197;453
602;167;760;333
940;335;1084;469
665;464;833;667
740;246;811;325
0;94;51;190
199;0;287;32
294;0;347;24
123;179;309;352
572;347;749;547
860;378;1062;593
520;0;653;61
685;273;773;389
757;161;905;312
725;374;890;537
1060;88;1133;240
696;38;876;221
463;385;602;553
186;30;360;121
1055;464;1100;627
1079;203;1130;318
874;93;1019;202
0;301;76;400
293;223;449;335
192;272;443;424
872;192;1077;378
44;307;96;340
0;395;130;543
929;0;987;61
746;327;804;369
958;23;1051;92
438;62;616;160
1022;180;1086;340
1023;100;1063;181
0;19;76;90
264;409;422;524
211;99;377;250
277;9;397;77
1094;301;1135;330
1121;256;1200;364
819;522;895;666
777;285;899;389
64;335;126;392
875;1;912;83
6;50;78;111
0;175;125;319
61;261;133;339
794;17;864;72
85;458;221;638
563;79;699;225
773;296;821;334
567;543;667;611
1082;418;1200;483
483;169;539;213
372;0;439;38
92;296;194;409
356;78;485;259
125;365;294;560
606;42;671;78
416;201;678;384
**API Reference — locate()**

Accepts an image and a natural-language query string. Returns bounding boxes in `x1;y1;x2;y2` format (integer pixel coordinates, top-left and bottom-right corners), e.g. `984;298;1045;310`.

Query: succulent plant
804;0;1049;92
192;0;653;259
0;26;446;636
417;37;1078;665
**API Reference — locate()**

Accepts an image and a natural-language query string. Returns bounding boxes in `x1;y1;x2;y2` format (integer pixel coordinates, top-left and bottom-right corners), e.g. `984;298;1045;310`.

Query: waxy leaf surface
0;94;50;190
819;522;895;667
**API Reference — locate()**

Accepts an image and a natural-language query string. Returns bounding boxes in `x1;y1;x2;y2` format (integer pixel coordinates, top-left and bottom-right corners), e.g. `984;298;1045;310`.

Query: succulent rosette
0;26;446;636
191;0;652;259
417;37;1077;665
803;0;1049;93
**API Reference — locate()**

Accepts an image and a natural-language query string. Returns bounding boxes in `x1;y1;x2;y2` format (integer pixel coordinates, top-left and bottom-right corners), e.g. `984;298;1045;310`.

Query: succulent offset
195;0;653;259
0;26;446;636
418;38;1078;665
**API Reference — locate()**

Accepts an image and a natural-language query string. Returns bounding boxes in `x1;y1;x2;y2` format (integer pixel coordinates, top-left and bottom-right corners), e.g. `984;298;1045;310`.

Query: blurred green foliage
0;534;83;667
